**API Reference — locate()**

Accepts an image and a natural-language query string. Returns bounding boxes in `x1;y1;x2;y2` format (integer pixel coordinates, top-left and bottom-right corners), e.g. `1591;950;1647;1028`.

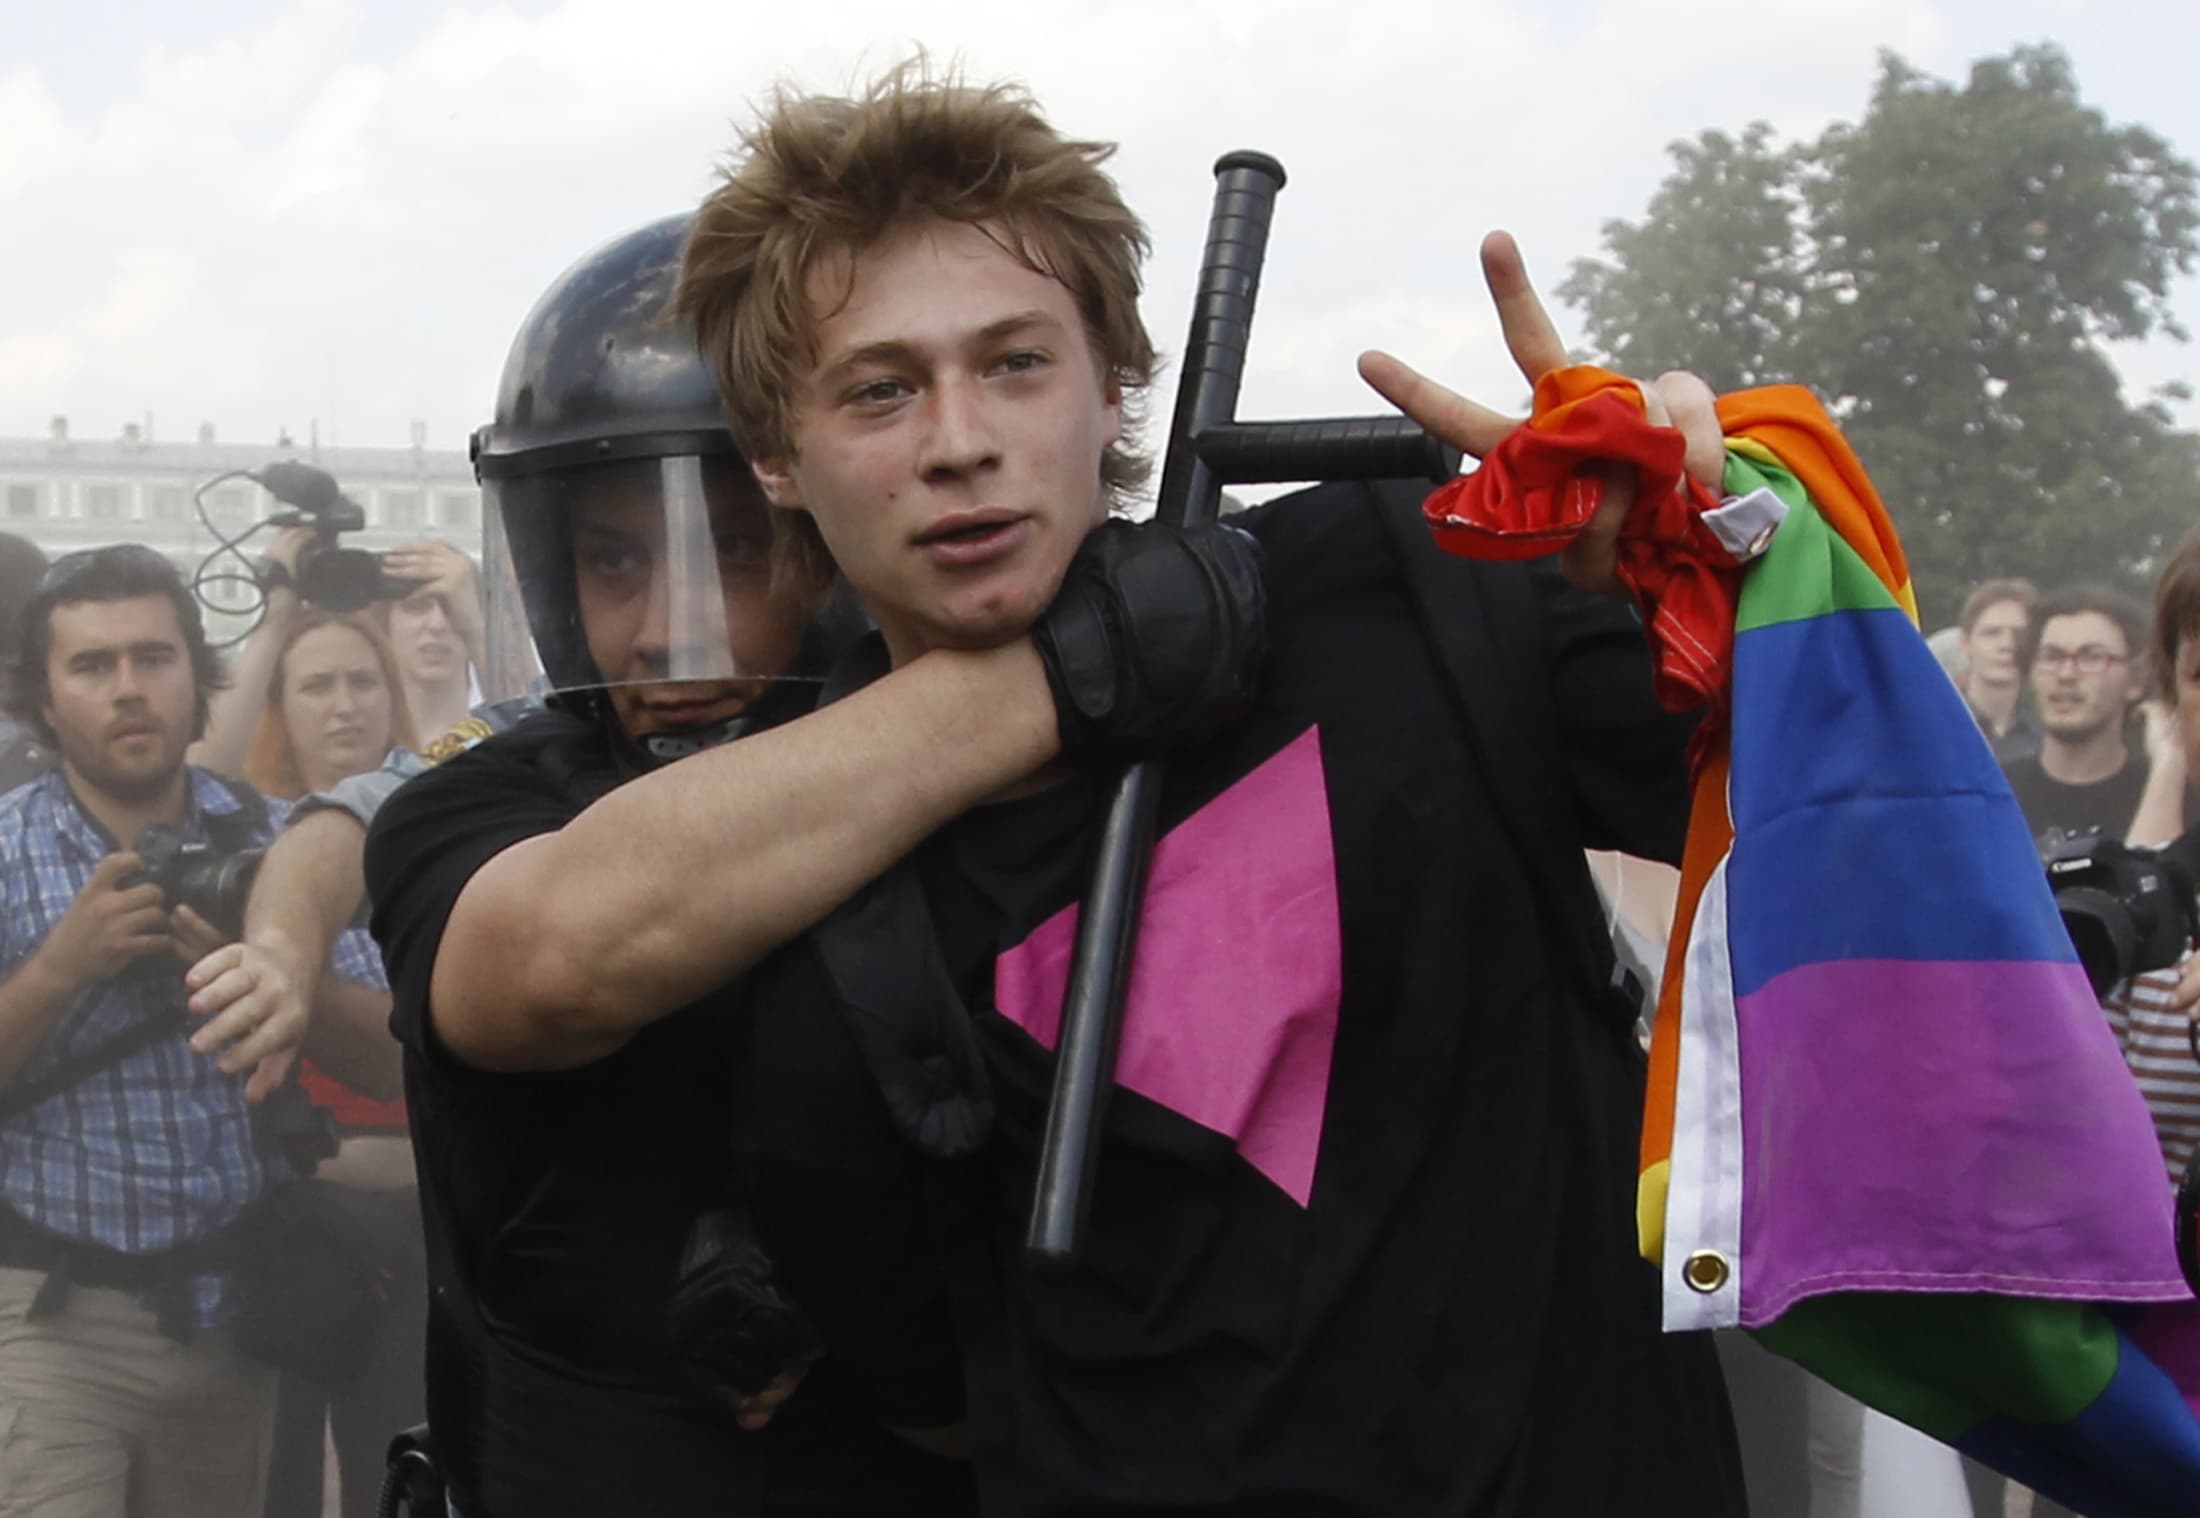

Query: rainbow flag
1636;393;2200;1516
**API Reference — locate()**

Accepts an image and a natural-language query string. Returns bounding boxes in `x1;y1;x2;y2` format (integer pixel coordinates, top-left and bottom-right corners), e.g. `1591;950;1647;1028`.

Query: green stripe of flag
1728;449;1902;634
1754;1294;2124;1444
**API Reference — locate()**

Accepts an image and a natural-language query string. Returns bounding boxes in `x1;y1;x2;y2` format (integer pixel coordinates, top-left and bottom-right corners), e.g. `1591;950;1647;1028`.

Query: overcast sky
4;0;2194;477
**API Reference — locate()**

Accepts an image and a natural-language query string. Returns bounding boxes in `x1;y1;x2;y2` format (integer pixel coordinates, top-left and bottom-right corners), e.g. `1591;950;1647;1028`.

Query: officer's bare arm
431;640;1058;1072
238;811;402;1098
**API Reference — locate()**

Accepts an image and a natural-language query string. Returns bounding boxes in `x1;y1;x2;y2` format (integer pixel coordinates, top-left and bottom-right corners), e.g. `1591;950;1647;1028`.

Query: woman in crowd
208;588;428;1518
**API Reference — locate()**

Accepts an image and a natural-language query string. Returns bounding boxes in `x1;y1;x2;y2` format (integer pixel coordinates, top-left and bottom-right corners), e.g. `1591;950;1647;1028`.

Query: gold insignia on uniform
422;717;495;765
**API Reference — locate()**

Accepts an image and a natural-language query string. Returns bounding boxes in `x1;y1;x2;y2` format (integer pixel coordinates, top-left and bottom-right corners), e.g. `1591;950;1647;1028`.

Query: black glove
1032;518;1268;757
668;1206;825;1411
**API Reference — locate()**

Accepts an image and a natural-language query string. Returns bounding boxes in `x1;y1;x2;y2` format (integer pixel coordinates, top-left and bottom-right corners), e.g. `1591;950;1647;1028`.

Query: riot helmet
476;214;849;757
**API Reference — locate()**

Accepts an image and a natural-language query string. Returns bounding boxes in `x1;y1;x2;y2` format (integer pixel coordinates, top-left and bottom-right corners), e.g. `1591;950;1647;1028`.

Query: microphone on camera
250;461;348;516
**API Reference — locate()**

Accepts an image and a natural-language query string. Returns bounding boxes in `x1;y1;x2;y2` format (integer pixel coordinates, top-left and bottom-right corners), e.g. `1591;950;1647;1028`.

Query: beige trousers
0;1266;276;1518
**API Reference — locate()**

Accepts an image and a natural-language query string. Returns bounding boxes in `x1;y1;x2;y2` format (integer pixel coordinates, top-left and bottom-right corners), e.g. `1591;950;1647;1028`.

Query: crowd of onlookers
2;501;2199;1518
1938;560;2200;1181
0;525;491;1518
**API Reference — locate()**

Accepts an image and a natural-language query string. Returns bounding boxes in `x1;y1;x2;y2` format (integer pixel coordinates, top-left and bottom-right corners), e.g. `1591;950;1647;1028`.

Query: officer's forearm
244;810;369;989
245;815;400;1097
431;640;1059;1072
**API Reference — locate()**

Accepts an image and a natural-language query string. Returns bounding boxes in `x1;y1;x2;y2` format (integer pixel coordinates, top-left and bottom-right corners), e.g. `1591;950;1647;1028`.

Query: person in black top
364;217;1266;1517
2000;584;2156;847
671;67;1746;1515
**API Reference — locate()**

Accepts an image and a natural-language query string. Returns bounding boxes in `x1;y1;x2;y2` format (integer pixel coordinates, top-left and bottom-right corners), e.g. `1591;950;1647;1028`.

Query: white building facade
0;418;481;644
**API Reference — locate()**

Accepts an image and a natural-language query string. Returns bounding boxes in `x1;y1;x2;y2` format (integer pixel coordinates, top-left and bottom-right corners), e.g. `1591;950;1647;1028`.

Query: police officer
361;216;1266;1516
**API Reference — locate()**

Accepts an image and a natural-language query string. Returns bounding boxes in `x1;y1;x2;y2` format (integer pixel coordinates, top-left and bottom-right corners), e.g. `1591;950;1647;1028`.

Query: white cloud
1;0;2193;465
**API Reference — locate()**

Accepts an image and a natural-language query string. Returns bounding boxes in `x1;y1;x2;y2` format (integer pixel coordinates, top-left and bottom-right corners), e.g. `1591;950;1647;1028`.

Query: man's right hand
1032;518;1268;758
1358;231;1727;598
37;852;170;994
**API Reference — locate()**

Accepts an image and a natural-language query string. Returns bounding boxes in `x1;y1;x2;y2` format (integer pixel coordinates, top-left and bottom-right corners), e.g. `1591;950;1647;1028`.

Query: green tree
1561;45;2200;624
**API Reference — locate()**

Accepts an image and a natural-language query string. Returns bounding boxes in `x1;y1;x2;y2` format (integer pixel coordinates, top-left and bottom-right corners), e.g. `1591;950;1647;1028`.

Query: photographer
2096;528;2200;1186
0;545;313;1517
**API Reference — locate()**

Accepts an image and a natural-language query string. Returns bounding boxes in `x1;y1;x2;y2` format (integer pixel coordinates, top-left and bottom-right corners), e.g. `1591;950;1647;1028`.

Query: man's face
2030;610;2142;743
570;477;807;741
388;589;459;686
42;594;200;803
754;217;1123;663
1962;598;2028;687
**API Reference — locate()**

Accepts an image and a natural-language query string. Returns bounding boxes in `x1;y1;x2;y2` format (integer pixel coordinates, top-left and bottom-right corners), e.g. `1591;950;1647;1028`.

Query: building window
5;484;38;520
206;485;252;528
438;491;479;531
382;490;425;531
87;484;124;520
148;486;186;522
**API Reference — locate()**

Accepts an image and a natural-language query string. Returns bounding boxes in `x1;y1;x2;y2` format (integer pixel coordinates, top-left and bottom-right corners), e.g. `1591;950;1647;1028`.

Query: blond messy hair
675;60;1157;585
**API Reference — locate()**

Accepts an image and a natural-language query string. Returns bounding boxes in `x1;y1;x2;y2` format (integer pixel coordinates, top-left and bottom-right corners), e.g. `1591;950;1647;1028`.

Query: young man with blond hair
1957;577;2039;760
674;67;1744;1514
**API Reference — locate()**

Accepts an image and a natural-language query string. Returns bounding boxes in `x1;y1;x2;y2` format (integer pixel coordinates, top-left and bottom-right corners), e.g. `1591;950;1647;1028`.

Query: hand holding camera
382;538;486;649
38;852;172;994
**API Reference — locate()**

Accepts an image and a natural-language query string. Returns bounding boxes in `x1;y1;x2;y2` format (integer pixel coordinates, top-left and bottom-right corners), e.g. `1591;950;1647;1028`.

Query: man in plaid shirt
0;545;311;1518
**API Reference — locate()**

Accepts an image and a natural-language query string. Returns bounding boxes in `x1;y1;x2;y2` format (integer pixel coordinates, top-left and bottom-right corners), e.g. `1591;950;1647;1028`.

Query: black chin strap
639;714;751;764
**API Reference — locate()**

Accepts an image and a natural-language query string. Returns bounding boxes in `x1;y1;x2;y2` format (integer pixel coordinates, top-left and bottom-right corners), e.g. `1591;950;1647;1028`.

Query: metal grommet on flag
1682;1249;1731;1295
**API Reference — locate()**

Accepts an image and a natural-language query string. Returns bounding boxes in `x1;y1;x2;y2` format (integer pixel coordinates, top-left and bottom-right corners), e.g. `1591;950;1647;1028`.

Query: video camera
2044;828;2200;998
249;461;420;613
191;461;421;642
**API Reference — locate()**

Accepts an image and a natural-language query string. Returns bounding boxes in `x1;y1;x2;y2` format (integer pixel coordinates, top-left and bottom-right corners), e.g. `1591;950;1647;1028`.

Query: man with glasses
2001;583;2155;846
0;544;314;1518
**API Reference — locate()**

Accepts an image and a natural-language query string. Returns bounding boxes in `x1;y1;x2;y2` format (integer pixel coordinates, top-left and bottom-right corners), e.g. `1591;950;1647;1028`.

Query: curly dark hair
8;544;226;745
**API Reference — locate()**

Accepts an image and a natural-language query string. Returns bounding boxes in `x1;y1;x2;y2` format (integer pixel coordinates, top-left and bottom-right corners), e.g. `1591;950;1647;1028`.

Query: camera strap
0;1006;189;1128
804;633;997;1159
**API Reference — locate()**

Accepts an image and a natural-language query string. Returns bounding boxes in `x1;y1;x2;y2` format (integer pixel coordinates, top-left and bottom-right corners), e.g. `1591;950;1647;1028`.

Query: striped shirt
0;766;287;1325
2101;957;2200;1186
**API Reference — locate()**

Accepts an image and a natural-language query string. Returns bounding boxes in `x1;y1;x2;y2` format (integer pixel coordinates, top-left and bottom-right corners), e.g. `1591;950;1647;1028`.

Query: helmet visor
486;453;842;700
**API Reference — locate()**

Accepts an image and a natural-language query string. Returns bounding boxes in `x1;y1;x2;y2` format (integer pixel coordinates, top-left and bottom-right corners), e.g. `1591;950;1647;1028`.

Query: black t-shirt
734;482;1744;1516
365;712;975;1518
2002;747;2150;848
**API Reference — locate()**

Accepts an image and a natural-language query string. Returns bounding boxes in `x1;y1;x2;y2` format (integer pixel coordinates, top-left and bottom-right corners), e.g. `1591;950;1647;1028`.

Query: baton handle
1196;417;1460;485
1152;151;1288;531
1027;152;1286;1268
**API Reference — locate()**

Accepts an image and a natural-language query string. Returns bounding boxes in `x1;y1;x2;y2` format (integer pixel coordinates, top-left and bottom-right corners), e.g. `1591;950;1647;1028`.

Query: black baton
1025;153;1459;1268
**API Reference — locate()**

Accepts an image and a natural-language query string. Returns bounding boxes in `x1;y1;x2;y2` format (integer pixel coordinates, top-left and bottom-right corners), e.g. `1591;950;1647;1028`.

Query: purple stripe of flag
1732;956;2186;1326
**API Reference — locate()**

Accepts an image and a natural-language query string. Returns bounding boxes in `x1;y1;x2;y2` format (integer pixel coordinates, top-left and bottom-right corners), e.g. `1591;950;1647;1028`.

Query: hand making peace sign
1358;232;1727;596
